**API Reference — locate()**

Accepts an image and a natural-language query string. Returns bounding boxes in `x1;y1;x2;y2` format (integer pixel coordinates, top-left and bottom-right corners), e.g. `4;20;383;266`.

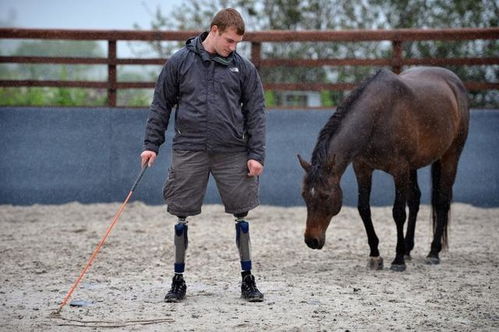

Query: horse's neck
328;100;375;176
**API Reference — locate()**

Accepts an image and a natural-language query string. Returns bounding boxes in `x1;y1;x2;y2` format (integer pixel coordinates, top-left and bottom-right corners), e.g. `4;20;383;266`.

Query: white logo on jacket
229;67;239;73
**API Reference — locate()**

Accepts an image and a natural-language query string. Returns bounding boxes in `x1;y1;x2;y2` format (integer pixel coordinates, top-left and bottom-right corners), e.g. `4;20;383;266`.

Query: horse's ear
297;154;311;172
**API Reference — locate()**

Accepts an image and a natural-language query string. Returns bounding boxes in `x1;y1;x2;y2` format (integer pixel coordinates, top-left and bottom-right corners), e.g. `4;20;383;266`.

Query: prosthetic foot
241;270;264;302
164;274;186;303
165;216;188;302
235;213;264;302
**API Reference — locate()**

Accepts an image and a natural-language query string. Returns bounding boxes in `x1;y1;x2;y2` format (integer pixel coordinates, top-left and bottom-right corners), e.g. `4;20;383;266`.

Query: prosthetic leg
235;212;252;272
174;216;188;274
235;212;264;302
165;216;188;302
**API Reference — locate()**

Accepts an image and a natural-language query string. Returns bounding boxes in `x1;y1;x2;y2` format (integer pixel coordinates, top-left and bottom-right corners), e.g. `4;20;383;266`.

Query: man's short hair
210;8;245;35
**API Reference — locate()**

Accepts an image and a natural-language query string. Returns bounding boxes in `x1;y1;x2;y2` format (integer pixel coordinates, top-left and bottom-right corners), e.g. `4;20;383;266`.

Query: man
140;8;265;303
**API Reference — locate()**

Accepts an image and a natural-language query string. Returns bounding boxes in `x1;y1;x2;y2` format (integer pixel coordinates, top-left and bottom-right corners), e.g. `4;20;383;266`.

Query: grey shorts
163;150;259;216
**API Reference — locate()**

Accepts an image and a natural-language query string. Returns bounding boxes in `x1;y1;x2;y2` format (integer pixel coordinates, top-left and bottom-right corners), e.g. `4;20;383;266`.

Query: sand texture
0;202;498;331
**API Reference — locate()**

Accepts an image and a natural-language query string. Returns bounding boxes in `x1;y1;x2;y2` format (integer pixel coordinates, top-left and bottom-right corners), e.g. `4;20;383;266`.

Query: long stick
54;165;148;314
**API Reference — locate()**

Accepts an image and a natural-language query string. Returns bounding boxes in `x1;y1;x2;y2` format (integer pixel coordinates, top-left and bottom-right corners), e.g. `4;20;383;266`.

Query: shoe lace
170;276;184;293
244;276;258;292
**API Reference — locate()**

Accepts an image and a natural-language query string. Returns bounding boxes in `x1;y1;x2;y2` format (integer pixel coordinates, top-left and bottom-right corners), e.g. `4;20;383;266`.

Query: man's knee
234;211;248;220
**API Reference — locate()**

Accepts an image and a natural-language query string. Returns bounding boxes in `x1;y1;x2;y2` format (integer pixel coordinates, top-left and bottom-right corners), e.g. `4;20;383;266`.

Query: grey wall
1;107;498;207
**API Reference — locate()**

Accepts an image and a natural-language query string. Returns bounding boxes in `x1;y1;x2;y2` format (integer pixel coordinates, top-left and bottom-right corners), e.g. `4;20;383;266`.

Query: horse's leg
391;169;410;271
427;149;460;264
404;169;421;260
353;161;383;270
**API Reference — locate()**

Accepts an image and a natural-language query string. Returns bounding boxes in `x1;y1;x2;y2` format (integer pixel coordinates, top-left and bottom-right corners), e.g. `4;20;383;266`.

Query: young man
140;8;265;302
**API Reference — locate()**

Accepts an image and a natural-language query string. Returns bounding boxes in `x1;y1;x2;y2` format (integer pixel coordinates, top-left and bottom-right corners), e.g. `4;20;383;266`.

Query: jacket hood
186;32;234;66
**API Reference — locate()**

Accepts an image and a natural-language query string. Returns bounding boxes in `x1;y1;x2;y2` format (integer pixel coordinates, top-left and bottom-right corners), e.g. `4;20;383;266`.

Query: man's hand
247;159;263;177
141;150;157;167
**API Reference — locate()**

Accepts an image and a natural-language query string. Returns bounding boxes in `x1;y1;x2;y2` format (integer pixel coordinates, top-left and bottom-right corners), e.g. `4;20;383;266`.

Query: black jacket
144;32;266;164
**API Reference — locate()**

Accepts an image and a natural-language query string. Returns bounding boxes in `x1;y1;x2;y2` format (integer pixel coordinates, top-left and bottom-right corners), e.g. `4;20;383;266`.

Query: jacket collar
186;32;234;66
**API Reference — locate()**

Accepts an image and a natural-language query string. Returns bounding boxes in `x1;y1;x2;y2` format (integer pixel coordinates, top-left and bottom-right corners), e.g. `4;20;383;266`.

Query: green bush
0;87;107;106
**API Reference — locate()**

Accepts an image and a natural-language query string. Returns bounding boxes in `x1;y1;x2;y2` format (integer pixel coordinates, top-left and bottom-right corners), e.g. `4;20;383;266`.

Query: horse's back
367;67;470;169
401;66;469;130
399;67;469;116
400;66;463;84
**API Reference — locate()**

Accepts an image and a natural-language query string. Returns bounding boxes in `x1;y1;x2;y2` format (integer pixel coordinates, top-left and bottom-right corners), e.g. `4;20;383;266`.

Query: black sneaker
241;273;264;302
164;274;186;303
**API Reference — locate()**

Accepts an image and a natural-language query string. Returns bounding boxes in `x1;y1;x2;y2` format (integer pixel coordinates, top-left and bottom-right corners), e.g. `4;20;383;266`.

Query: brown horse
298;67;469;271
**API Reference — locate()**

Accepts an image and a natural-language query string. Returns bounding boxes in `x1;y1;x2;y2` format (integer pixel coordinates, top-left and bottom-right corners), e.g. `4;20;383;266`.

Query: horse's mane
308;69;385;183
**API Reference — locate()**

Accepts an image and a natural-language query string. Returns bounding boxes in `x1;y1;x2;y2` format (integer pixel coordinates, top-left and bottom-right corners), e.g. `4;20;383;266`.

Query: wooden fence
0;27;498;107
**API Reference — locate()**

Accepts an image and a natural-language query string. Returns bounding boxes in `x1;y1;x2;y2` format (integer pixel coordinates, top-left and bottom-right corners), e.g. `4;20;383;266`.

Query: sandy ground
0;202;498;331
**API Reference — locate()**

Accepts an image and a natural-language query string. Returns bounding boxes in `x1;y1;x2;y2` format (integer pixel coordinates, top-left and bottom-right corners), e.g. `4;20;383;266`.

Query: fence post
391;40;403;74
108;40;117;107
251;42;262;71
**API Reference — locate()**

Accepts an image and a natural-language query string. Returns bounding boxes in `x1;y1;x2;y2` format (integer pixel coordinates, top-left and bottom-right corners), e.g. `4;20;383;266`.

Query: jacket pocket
175;106;205;138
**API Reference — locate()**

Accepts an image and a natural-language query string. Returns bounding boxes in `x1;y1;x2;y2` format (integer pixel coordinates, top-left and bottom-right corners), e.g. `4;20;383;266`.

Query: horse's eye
318;192;330;200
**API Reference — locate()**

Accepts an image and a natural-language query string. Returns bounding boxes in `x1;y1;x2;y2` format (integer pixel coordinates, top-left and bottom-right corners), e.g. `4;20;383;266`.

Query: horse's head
298;154;342;250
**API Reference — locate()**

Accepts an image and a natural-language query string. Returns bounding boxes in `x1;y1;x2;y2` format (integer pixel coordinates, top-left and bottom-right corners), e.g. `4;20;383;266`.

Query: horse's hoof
425;256;440;265
390;264;406;272
404;254;412;261
367;256;384;270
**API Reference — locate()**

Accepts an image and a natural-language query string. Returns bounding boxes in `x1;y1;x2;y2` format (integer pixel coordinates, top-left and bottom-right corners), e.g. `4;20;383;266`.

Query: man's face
212;26;243;57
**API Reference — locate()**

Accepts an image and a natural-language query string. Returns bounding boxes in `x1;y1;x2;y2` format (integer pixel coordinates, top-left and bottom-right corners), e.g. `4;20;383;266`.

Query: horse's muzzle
305;236;325;249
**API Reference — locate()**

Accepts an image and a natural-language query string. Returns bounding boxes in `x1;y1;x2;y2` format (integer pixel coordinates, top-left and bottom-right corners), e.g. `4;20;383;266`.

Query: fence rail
1;27;498;107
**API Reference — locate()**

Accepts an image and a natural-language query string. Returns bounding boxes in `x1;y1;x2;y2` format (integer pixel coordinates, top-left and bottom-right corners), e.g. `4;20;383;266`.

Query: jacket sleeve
143;56;180;154
241;61;266;165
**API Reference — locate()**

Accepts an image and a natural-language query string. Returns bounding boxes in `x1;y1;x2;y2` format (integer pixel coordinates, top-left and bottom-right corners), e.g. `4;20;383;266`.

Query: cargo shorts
163;150;260;216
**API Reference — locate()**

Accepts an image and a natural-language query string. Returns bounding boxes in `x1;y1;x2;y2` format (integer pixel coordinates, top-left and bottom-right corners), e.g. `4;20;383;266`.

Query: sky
0;0;187;58
0;0;183;30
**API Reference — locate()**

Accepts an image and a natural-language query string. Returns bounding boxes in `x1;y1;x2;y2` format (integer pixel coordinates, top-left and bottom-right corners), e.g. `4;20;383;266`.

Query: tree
135;0;383;106
12;40;105;80
132;0;259;58
0;39;155;106
371;0;498;107
0;40;107;106
137;0;498;107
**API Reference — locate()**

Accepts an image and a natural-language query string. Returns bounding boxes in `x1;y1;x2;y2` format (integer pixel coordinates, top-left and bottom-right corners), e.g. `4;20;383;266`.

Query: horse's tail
431;160;449;250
